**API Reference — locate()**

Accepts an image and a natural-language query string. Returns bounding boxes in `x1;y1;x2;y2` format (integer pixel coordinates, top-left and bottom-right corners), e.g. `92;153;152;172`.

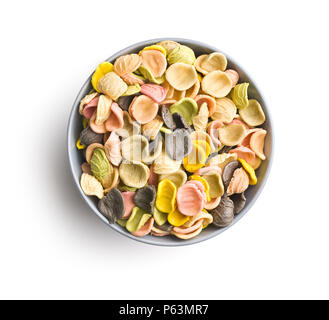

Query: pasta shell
153;207;168;226
238;158;258;185
176;183;205;216
91;61;114;92
97;72;128;100
162;80;185;102
129;95;159;124
105;102;124;132
239;99;266;126
222;161;241;188
134;185;156;213
218;123;247;146
85;143;104;163
198;52;227;73
119;161;150;188
80;173;104;199
126;207;152;233
201;70;232;98
211;194;234;227
194;94;216;116
114;54;142;76
121;191;135;219
156;40;180;55
229;146;255;165
167;45;196;65
226;168;249;196
159;169;187;188
185;79;200;99
230;192;246;214
160;105;176;130
116;111;140;139
98;188;125;223
153;149;182;174
170;98;198;125
168;207;190;227
140;49;167;78
212;97;237;123
165;63;198;91
183;141;207;173
95;95;112;125
121;135;148;162
89;111;106;133
249;129;267;160
79;127;103;146
204;196;221;210
131;217;154;237
207;120;224;147
194;54;210;75
142;115;163;140
79;92;99;116
138;65;165;84
207;153;238;172
155;179;177;213
192;102;209;131
122;83;141;96
200;170;224;198
225;69;239;87
231;83;249;109
104;131;122;166
140;83;167;103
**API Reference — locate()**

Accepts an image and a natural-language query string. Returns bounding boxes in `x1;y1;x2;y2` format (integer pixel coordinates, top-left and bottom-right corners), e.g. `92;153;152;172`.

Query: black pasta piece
98;188;125;224
133;185;156;214
80;127;104;146
211;194;234;228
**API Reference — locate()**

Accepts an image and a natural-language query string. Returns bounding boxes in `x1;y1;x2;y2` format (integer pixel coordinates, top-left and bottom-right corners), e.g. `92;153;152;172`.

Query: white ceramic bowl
67;38;273;246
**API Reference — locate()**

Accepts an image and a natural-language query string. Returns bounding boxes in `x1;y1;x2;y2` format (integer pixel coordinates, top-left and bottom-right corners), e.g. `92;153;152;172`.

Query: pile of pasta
77;40;267;240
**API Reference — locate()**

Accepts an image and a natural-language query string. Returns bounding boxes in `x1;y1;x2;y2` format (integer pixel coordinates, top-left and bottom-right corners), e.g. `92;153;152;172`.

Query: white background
0;0;328;300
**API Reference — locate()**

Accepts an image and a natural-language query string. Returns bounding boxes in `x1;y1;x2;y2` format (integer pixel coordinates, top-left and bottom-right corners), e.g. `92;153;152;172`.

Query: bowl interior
67;38;273;246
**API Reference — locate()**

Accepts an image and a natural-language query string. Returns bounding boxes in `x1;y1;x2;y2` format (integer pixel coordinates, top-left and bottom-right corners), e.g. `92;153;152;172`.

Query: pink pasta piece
229;146;255;164
239;128;261;147
104;131;122;166
105;102;124;131
89;111;107;133
121;191;136;219
224;69;239;87
140;50;167;78
82;96;99;119
140;84;168;103
195;166;222;176
121;73;145;86
148;164;158;186
176;183;204;216
131;217;154;237
207;120;223;147
186;180;207;205
194;94;216;116
129;95;159;124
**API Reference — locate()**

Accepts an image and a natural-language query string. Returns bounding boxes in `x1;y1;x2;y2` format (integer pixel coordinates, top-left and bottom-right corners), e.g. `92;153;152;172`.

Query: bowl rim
67;37;274;247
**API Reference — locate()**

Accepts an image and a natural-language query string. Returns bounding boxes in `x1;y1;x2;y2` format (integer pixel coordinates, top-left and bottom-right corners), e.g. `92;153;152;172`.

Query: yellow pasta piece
238;158;257;185
168;208;190;227
91;61;114;92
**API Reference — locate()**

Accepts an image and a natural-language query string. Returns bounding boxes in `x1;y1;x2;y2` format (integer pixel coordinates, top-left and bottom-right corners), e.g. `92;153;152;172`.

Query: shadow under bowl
67;38;274;246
